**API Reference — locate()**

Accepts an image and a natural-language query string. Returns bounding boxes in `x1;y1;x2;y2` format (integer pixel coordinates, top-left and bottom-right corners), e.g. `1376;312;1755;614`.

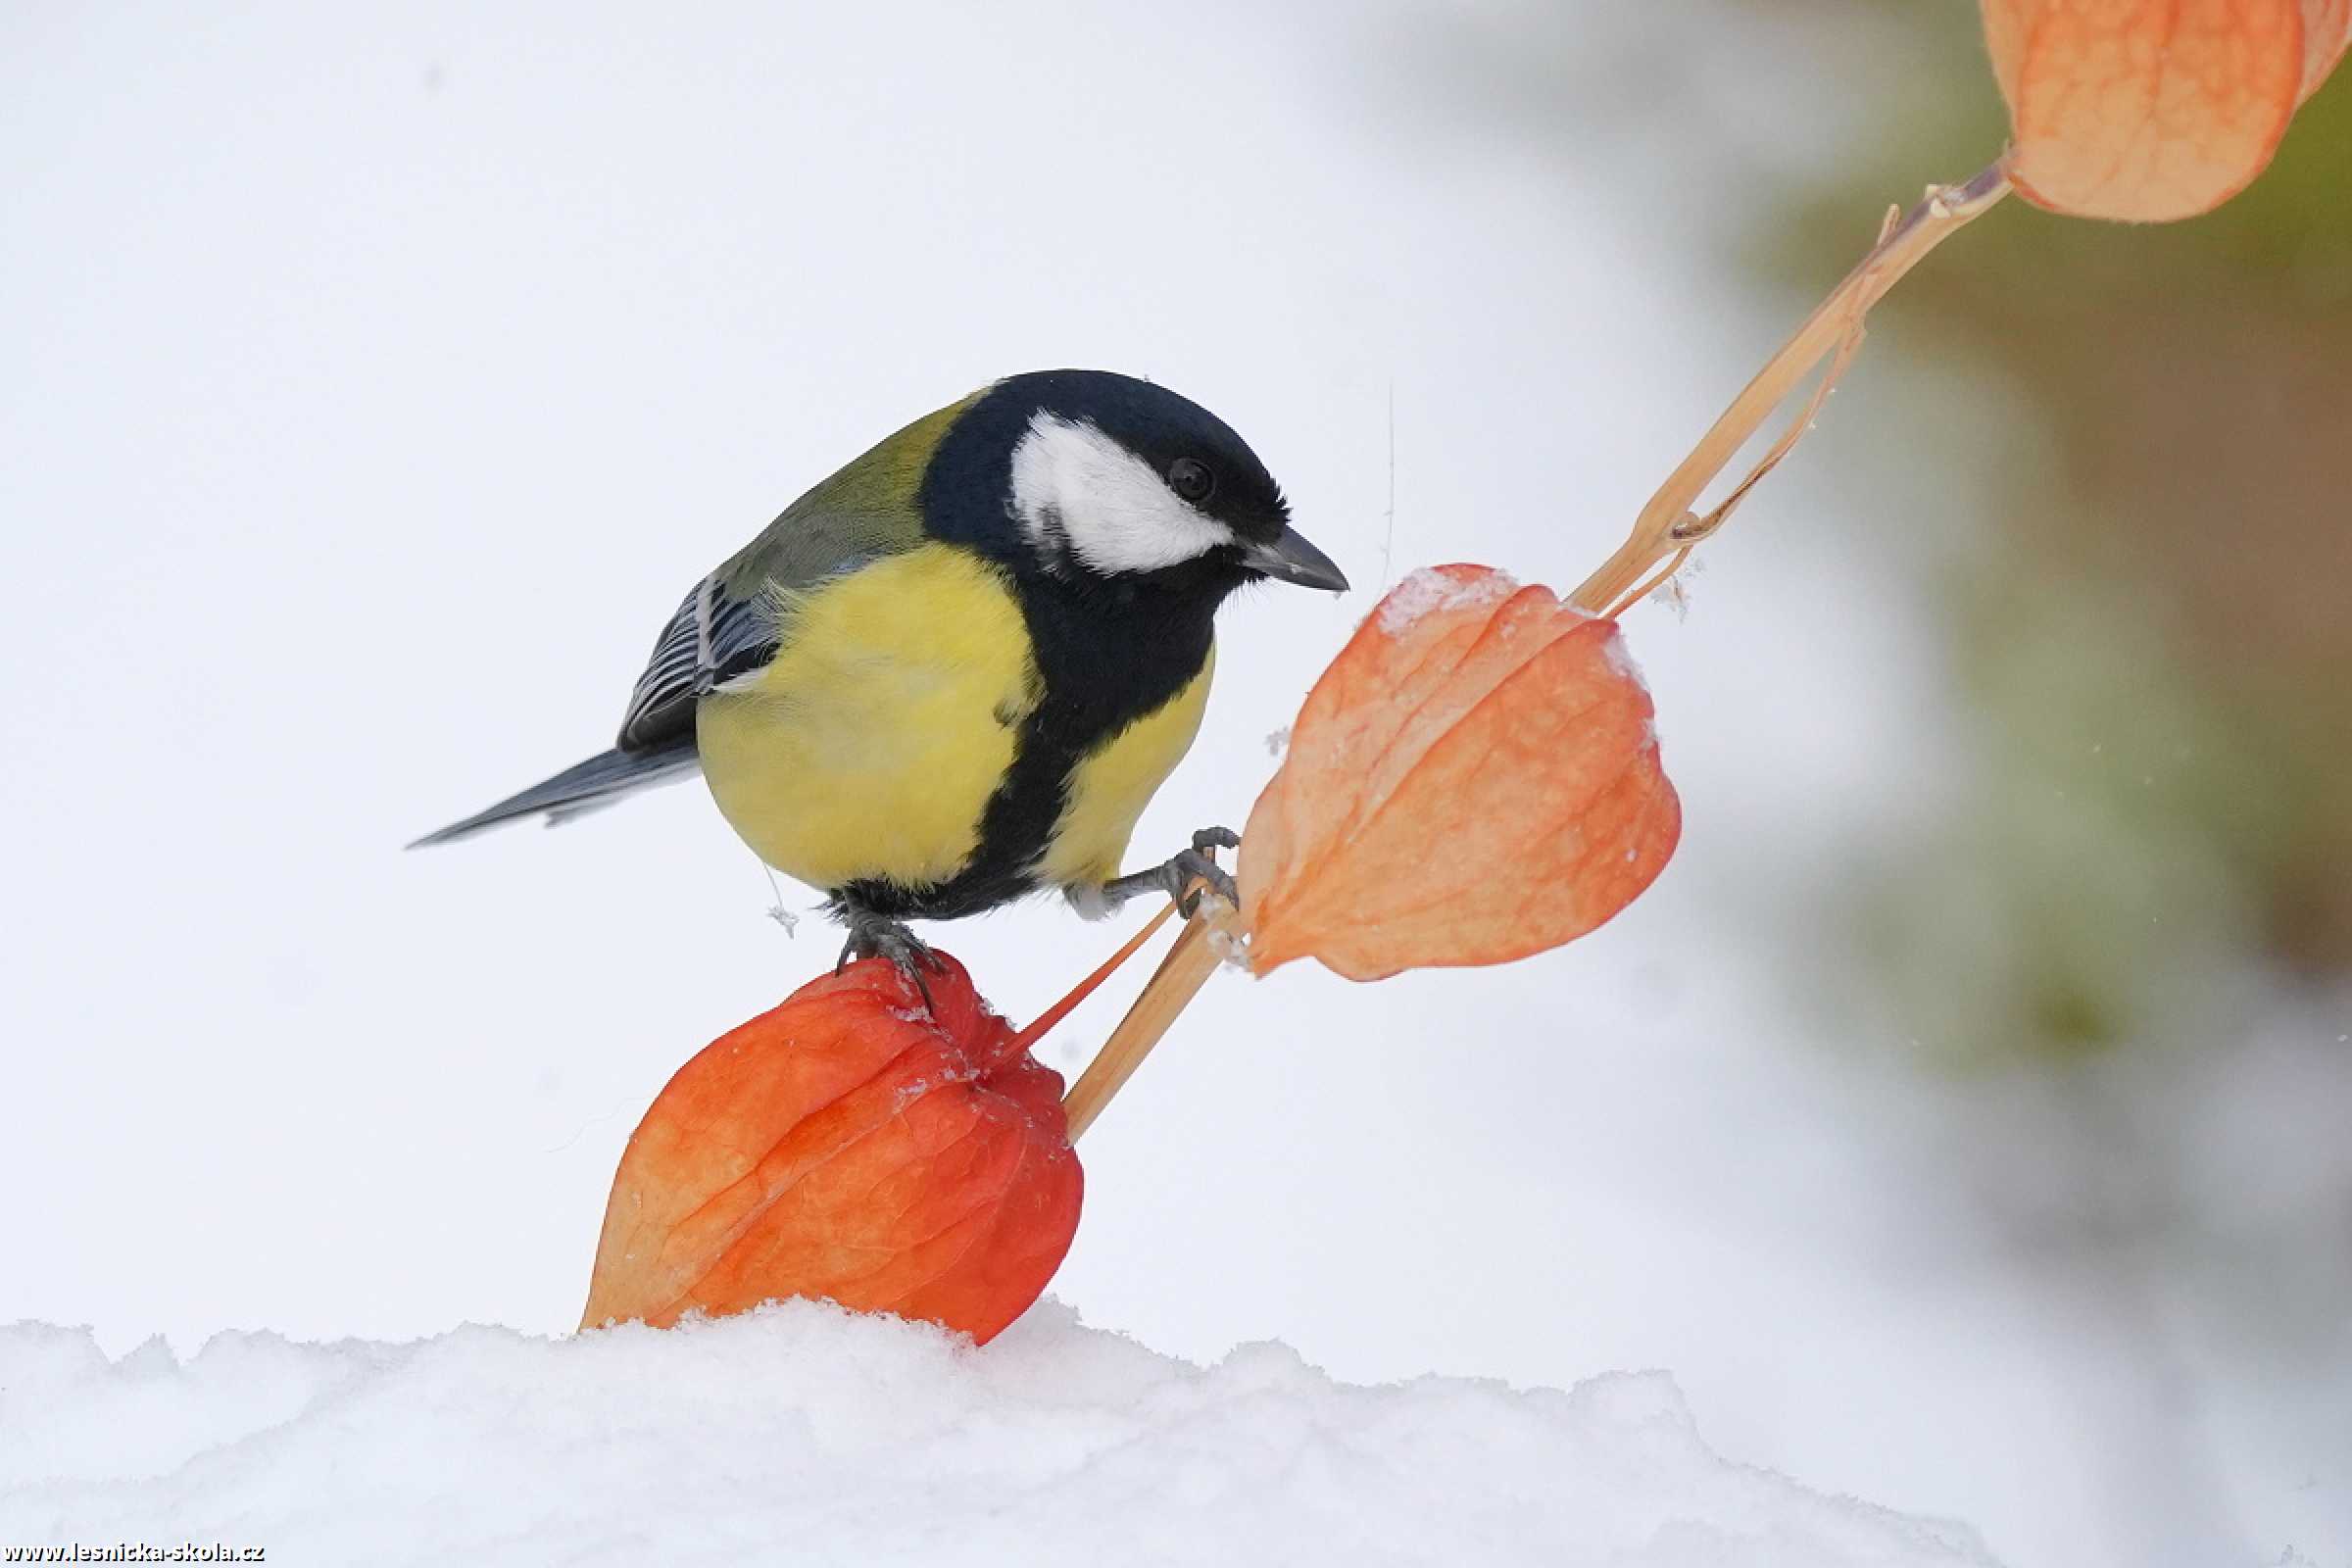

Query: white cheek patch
1008;413;1236;575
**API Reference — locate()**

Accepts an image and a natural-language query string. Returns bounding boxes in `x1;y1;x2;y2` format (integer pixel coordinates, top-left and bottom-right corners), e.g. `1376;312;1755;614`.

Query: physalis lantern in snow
581;953;1080;1346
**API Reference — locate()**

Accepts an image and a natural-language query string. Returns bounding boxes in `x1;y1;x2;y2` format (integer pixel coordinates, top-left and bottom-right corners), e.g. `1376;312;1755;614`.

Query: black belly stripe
838;573;1218;921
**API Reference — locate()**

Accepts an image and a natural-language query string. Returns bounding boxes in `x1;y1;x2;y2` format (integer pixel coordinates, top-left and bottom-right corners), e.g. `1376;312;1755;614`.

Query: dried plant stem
1010;900;1179;1059
1572;158;2012;616
1061;159;2015;1143
1060;898;1237;1143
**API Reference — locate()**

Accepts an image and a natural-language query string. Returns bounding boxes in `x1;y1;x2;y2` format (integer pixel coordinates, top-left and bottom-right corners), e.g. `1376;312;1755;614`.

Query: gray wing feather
408;739;700;848
614;576;780;751
614;412;944;752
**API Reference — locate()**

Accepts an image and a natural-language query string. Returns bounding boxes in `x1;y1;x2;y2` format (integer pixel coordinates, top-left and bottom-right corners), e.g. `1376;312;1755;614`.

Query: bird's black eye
1167;457;1216;505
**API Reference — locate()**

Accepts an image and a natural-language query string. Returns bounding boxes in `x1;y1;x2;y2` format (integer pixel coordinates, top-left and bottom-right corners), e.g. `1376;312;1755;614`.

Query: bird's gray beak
1241;525;1349;592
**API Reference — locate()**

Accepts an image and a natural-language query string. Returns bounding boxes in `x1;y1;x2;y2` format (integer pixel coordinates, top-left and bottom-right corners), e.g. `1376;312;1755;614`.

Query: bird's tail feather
408;740;701;848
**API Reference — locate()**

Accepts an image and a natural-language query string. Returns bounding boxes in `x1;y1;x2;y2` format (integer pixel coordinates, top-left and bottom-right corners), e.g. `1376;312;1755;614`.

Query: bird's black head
918;369;1348;601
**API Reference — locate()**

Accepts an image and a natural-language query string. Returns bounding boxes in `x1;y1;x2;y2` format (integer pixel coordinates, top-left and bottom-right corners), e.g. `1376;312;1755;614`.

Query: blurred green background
1765;6;2352;1065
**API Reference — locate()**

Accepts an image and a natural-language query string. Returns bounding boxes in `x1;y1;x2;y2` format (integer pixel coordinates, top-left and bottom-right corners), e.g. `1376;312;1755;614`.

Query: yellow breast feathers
696;547;1040;892
697;544;1215;898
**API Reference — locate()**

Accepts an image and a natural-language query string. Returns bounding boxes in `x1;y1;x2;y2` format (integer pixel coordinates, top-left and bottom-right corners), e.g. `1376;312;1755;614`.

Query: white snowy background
5;4;2348;1566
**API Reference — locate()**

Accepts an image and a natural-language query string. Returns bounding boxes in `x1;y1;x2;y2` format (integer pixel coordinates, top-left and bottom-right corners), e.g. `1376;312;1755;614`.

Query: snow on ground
0;1300;1993;1568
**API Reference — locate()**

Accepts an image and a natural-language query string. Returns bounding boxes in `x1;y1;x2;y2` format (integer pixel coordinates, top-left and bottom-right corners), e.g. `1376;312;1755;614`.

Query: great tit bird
415;368;1348;966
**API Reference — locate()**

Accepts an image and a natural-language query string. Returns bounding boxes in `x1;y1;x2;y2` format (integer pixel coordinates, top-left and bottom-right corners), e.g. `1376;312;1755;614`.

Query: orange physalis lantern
1238;565;1681;982
1983;0;2351;220
580;953;1080;1345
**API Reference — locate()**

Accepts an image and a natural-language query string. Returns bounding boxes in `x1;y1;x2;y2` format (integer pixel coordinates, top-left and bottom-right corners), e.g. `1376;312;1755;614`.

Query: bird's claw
836;911;944;1011
1166;848;1239;916
1192;825;1241;856
1102;825;1241;917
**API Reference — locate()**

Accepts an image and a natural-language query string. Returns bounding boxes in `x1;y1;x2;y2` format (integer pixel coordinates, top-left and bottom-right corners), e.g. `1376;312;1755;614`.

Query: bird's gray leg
834;901;944;1009
1100;826;1240;916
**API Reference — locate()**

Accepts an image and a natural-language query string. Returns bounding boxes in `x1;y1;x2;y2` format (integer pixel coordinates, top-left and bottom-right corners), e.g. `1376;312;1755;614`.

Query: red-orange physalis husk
1984;0;2350;220
580;954;1080;1345
1239;565;1681;982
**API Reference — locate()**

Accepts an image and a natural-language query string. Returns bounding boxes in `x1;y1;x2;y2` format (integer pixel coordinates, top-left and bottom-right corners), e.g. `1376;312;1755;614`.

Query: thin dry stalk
1010;900;1179;1059
1573;160;2012;615
1060;898;1237;1142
